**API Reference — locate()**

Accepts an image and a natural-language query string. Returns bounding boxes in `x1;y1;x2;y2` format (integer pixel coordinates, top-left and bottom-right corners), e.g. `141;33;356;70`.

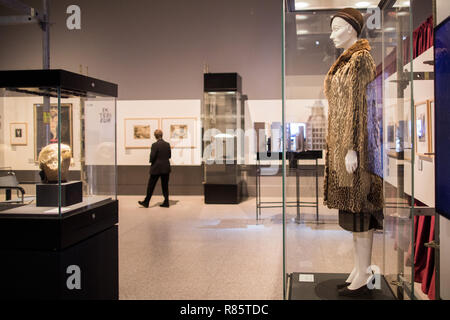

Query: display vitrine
283;0;437;300
0;69;118;299
202;73;245;204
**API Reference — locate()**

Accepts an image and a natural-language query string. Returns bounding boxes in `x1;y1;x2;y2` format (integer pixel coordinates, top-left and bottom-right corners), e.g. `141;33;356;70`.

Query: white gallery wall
405;47;435;208
383;47;435;208
116;100;202;166
1;97;330;169
0;96;82;171
85;99;116;166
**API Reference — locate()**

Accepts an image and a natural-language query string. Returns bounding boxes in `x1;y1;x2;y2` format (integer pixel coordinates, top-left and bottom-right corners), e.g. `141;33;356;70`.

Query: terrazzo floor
118;195;392;300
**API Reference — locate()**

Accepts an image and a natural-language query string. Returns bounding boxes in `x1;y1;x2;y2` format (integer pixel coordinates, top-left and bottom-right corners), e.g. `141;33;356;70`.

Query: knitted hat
331;8;364;36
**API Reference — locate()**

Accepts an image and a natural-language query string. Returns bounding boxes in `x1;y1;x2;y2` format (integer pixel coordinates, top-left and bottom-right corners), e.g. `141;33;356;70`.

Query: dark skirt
338;209;384;232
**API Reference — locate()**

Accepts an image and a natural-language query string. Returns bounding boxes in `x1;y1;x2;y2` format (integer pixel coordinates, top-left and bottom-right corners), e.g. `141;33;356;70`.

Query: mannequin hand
345;150;358;174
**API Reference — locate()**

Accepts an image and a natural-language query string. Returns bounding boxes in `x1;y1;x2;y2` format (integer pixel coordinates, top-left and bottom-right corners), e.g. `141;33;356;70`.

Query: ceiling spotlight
393;0;410;7
355;1;372;8
315;41;320;46
296;29;309;35
295;1;309;10
296;15;308;21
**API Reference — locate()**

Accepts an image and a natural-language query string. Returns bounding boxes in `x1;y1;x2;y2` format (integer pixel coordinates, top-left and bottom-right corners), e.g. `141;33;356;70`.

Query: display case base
288;273;396;300
0;200;118;299
36;181;83;207
204;183;242;204
0;225;118;300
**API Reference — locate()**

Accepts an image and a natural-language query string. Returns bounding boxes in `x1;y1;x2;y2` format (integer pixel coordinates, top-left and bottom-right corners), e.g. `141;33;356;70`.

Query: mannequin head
330;17;358;50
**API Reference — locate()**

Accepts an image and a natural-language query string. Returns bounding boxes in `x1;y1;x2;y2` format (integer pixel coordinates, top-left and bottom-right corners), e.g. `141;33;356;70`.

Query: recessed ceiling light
295;1;309;10
355;1;372;8
296;29;309;35
296;15;308;21
393;0;410;7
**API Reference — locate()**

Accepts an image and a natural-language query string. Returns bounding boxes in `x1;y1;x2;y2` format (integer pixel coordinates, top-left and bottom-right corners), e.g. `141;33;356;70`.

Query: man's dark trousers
142;138;171;206
144;174;169;204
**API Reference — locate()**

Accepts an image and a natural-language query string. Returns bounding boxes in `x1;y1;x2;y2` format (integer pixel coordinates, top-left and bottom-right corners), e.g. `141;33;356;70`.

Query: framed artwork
124;118;160;149
34;103;73;161
10;122;28;146
387;122;395;149
161;117;196;149
405;108;412;147
429;99;434;154
414;101;431;156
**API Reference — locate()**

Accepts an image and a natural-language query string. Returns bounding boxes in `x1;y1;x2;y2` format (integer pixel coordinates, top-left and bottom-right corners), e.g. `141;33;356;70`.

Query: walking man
138;129;171;208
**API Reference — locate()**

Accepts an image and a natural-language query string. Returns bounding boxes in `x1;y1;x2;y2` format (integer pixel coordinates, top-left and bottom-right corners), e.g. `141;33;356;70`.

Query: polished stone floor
118;195;387;300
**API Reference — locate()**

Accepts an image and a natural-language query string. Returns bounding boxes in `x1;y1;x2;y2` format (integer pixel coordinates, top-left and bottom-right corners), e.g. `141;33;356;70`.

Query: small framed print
429;99;435;154
124;118;160;149
10;122;28;146
414;101;431;156
161;117;197;149
387;122;395;150
34;103;73;161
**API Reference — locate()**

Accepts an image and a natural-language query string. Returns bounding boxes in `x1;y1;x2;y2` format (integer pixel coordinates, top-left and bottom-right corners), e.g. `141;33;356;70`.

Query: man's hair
154;129;163;139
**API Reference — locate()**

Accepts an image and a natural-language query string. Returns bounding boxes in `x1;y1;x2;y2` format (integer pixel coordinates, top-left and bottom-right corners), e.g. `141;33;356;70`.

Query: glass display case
202;73;245;204
283;0;437;300
0;70;117;215
0;69;118;299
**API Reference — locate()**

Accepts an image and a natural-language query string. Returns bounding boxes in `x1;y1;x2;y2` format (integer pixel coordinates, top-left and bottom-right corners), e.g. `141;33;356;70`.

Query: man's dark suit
143;139;171;205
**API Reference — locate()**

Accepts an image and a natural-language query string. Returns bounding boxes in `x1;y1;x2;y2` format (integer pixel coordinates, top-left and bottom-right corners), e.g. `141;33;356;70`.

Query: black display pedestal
0;200;118;300
204;183;241;204
288;273;396;300
36;181;83;207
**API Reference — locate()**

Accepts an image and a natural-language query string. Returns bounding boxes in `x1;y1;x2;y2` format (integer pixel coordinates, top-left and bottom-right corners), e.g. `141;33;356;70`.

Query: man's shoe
160;202;169;208
138;201;149;208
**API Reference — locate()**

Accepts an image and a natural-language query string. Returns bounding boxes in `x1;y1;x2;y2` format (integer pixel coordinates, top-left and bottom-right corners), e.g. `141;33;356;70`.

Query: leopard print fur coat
323;39;384;213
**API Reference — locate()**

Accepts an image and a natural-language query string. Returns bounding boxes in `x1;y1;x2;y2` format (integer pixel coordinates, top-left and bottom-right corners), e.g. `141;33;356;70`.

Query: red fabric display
378;16;434;77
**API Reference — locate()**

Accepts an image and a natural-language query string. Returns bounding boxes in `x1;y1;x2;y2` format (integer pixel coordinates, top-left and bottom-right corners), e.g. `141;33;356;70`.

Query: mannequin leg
347;229;374;290
345;233;358;283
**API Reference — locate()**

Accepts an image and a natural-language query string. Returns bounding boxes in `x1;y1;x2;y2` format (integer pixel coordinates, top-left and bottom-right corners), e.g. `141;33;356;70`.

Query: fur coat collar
324;39;372;96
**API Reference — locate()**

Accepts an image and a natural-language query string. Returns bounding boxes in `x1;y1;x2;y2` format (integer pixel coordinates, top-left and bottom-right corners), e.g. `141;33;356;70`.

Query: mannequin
324;8;384;297
331;16;373;293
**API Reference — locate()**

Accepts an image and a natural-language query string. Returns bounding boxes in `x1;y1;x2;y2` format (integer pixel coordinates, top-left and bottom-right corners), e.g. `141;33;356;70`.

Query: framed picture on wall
414;101;431;156
124;118;160;149
429;99;434;154
34;103;73;161
161;117;196;149
387;122;395;150
10;122;28;146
